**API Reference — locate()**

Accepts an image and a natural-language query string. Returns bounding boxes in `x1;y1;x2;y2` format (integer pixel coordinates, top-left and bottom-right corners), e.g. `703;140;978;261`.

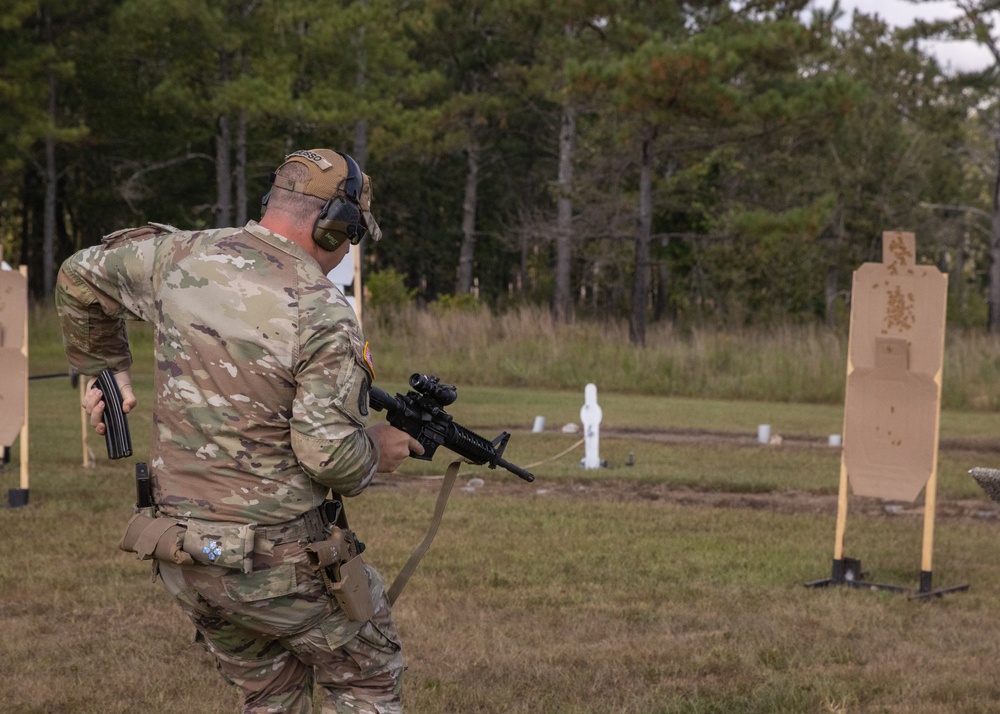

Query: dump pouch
119;512;192;565
182;519;257;574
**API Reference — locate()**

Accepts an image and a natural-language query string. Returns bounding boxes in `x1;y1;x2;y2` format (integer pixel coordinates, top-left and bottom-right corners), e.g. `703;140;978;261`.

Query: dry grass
7;466;1000;713
26;303;1000;410
419;501;994;714
367;305;1000;411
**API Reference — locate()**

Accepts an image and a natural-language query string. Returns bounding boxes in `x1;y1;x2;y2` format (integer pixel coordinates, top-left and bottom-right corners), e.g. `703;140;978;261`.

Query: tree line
3;0;1000;343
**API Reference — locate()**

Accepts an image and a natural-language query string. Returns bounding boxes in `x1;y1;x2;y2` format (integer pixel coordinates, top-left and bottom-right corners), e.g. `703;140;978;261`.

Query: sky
806;0;994;73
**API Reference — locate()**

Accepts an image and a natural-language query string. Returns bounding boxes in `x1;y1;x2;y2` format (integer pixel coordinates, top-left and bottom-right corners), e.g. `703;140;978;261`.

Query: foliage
0;0;992;335
428;292;481;314
366;267;416;312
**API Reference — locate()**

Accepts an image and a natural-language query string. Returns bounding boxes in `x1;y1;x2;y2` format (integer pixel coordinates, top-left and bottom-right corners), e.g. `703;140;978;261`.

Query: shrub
366;269;415;312
430;293;480;314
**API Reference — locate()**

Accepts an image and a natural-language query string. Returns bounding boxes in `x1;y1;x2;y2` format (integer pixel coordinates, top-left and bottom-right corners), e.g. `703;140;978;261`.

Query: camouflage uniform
56;219;403;713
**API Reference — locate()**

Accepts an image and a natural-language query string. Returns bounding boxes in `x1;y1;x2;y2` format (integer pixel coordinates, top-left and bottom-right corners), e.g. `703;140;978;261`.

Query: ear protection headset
312;152;366;251
260;151;368;252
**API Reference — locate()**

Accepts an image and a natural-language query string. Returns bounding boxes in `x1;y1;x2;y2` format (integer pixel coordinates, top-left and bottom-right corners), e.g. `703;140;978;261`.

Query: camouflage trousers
158;540;404;714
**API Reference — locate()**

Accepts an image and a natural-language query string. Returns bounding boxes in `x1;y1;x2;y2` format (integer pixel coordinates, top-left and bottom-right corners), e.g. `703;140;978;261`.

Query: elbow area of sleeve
291;427;378;496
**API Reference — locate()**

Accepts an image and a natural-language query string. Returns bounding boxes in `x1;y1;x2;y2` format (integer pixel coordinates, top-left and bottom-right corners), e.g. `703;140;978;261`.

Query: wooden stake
833;454;849;561
833;287;857;562
921;358;946;574
19;265;28;490
81;379;91;467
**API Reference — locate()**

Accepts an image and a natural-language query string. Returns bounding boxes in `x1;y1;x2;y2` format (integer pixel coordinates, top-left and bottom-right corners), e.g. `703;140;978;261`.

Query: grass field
4;308;1000;713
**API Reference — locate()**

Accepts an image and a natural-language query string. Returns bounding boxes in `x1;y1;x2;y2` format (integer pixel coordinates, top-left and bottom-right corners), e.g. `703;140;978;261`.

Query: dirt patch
566;425;1000;455
372;473;1000;521
372;426;1000;522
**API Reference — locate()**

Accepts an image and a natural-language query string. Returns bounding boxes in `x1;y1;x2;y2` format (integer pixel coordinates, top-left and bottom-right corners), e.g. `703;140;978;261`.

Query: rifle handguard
369;383;535;482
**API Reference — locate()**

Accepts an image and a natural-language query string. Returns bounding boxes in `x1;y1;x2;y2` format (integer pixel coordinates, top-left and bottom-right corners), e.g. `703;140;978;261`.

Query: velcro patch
286;150;334;170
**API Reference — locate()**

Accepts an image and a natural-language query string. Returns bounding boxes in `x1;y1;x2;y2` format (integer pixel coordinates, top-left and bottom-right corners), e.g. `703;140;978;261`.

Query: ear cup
260;189;272;219
311;152;365;249
313;197;362;251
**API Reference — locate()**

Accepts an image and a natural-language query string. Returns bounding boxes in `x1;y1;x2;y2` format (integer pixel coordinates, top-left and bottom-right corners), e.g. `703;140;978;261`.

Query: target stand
806;232;968;601
806;558;968;600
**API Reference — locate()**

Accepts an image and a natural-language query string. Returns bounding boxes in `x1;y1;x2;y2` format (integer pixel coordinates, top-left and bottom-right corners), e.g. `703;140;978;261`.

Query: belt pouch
182;520;257;573
119;512;192;565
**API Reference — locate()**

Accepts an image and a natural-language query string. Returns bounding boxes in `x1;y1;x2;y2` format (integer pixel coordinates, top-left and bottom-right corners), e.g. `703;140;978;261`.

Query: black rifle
96;368;132;460
369;374;535;482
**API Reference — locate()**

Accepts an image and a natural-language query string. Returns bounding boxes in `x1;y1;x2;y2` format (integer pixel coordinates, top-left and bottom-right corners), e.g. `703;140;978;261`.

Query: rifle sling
387;460;461;605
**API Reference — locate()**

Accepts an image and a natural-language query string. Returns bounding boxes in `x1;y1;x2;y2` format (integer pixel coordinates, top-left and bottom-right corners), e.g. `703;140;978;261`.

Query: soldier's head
260;149;382;252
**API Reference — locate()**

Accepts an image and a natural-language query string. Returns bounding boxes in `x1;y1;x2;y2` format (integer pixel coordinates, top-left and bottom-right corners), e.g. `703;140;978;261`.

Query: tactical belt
255;508;326;547
119;463;463;617
120;503;333;573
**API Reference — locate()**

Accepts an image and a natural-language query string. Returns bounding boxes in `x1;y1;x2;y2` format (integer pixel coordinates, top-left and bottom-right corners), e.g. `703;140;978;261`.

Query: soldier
56;149;423;714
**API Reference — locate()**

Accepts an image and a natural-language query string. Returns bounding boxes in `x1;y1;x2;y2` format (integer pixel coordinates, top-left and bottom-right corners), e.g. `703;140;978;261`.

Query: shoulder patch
362;342;375;379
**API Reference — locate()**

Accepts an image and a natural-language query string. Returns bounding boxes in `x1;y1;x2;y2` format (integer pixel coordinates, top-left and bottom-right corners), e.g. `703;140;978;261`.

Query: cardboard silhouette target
0;265;30;508
807;231;965;598
844;336;938;501
843;231;947;500
0;268;27;445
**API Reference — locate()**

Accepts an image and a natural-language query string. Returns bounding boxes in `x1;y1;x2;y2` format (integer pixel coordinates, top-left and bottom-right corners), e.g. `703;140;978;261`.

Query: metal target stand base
2;447;29;508
7;488;29;508
806;557;968;600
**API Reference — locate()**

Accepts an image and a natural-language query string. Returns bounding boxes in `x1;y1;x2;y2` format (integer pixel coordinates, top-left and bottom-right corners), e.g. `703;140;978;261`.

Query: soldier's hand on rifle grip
84;369;137;436
368;422;424;473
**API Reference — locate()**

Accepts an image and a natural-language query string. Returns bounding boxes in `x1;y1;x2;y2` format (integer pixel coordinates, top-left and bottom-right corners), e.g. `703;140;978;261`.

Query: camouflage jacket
55;221;379;525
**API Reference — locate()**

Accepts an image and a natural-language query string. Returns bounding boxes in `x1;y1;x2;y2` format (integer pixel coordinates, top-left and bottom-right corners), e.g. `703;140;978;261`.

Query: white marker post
326;244;361;325
580;383;603;469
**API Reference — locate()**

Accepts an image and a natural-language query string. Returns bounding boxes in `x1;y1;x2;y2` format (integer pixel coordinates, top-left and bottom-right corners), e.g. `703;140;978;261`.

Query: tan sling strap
387;460;461;605
385;441;582;605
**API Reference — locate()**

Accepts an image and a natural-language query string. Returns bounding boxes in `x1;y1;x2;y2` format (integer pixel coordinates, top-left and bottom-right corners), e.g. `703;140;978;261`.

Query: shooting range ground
6;364;1000;712
7;309;1000;712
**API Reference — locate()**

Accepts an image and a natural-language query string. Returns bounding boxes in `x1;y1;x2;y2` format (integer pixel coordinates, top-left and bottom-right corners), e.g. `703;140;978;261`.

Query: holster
304;526;375;622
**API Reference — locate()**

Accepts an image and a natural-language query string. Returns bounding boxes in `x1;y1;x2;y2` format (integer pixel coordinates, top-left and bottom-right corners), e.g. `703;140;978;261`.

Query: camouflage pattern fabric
159;545;403;714
56;221;403;712
970;467;1000;503
56;220;380;523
